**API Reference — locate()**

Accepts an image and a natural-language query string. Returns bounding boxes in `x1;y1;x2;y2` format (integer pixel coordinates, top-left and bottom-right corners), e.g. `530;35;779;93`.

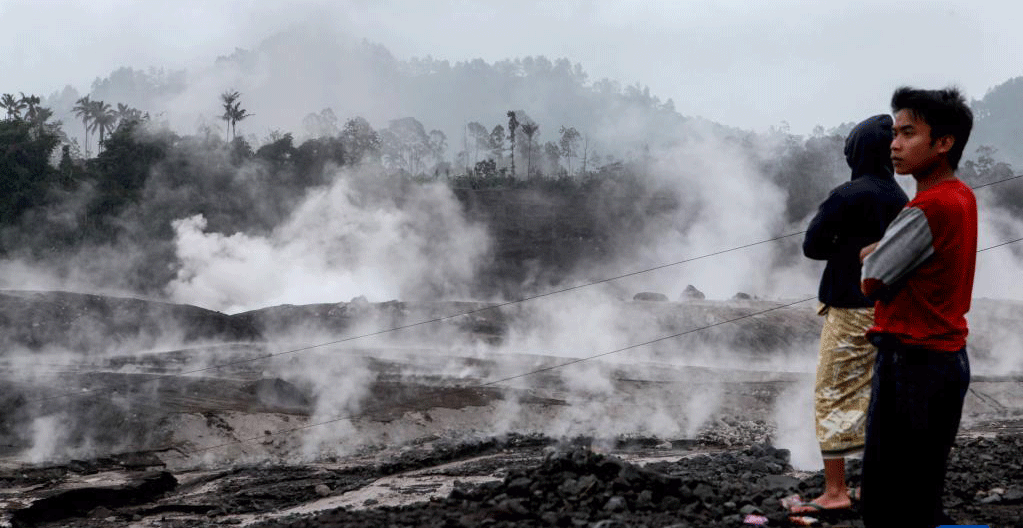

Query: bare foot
790;490;852;513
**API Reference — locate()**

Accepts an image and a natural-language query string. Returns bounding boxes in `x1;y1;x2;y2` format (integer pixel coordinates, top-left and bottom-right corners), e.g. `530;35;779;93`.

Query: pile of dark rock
943;434;1023;526
10;433;1022;527
264;434;1023;527
260;443;857;528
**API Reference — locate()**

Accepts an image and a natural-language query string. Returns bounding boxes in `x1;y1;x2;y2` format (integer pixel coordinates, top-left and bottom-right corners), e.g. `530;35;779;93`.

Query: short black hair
890;86;973;171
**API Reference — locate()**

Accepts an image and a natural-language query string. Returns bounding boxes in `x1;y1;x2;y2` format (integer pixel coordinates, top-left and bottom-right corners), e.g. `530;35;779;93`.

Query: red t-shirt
861;179;977;351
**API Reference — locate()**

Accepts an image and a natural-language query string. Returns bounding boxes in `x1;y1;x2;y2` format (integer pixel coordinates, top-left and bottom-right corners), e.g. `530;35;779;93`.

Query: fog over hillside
41;24;705;167
3;14;1023;515
0;20;1014;314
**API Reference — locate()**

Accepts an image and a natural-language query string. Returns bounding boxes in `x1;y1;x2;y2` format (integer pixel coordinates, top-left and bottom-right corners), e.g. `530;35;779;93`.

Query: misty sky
4;0;1022;134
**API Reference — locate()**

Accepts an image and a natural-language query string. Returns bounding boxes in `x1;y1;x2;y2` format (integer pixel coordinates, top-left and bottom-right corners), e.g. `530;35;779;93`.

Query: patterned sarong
814;303;876;459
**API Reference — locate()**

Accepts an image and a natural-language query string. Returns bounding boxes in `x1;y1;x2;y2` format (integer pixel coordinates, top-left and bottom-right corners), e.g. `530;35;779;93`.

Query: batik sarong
814;303;876;458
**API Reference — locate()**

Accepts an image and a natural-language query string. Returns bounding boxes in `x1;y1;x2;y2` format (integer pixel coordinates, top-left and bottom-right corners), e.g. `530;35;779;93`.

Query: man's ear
934;135;955;155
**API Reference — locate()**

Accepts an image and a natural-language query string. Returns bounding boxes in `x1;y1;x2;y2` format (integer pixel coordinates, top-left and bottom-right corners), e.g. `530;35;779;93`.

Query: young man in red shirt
859;87;975;528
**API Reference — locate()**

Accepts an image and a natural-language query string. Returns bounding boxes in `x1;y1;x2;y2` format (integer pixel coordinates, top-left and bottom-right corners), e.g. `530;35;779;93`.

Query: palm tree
114;103;144;129
220;90;240;141
521;122;539;177
73;96;93;157
227;102;251;142
506;111;518;176
1;93;26;120
19;93;41;122
28;107;53;134
88;100;114;153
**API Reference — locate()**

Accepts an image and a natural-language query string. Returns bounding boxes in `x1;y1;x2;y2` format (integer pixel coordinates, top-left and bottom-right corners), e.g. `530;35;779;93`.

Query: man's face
890;109;949;176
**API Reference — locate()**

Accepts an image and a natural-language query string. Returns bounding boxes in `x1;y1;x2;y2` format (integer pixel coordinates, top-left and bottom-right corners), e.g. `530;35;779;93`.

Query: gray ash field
2;290;1022;527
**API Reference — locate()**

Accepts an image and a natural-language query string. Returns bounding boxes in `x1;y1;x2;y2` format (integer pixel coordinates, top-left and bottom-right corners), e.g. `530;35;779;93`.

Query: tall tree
466;121;489;165
340;116;381;165
302;108;339;138
520;122;539;177
227;102;250;141
1;93;25;120
428;129;447;167
18;93;41;122
543;141;562;176
580;134;591;174
489;125;505;161
220;90;243;141
381;117;431;174
72;96;93;157
114;103;145;129
0;116;61;224
28;106;54;135
559;126;580;175
506;111;518;176
88;100;115;153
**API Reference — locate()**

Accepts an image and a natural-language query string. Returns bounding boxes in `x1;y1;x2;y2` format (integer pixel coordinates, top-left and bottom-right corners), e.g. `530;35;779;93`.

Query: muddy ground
1;290;1022;527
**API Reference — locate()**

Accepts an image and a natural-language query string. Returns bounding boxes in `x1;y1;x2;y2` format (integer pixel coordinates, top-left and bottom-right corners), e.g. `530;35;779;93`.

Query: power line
979;237;1023;253
167;230;809;371
24;230;806;405
189;235;1023;455
190;295;818;454
969;172;1023;190
20;173;1023;408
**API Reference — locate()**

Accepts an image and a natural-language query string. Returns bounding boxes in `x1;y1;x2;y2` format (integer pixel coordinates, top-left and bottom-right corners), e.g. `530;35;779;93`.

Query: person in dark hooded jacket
791;114;908;513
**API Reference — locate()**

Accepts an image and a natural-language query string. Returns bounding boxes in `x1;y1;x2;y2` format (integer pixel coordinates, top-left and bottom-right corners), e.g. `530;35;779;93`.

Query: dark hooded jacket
803;114;909;308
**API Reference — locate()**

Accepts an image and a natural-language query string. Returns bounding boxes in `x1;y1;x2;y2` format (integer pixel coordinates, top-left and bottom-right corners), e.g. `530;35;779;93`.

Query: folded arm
860;206;934;300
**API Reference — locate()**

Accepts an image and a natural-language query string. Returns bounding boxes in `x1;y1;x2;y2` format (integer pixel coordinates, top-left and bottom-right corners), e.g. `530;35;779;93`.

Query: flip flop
790;502;826;513
789;501;851;515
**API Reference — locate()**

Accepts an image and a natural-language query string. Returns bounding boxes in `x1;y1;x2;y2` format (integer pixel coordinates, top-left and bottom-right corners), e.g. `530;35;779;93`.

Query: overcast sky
3;0;1022;134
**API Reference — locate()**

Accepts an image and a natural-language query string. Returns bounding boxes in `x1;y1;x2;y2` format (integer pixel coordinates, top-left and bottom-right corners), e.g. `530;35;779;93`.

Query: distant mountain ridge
970;76;1023;169
39;26;1022;172
42;26;743;161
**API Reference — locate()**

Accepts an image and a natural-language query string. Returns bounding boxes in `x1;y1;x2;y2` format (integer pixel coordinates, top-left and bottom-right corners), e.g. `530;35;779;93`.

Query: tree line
2;87;1019;296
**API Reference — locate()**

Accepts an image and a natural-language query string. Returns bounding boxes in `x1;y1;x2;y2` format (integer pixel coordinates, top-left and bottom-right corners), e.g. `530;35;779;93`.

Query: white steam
166;168;490;313
770;377;821;471
974;196;1023;300
582;132;798;301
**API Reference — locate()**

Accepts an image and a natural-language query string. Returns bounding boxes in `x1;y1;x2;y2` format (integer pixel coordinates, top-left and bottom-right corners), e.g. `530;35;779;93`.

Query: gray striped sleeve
862;206;934;287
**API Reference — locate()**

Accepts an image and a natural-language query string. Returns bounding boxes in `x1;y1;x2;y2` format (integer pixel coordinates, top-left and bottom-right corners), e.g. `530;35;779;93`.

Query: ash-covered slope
232;298;507;346
6;289;1020;371
233;295;823;359
0;290;262;354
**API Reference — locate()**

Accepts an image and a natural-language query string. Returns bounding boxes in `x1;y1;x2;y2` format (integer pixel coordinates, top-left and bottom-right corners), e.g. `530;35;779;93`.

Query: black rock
506;477;532;496
604;495;627;512
692;483;715;501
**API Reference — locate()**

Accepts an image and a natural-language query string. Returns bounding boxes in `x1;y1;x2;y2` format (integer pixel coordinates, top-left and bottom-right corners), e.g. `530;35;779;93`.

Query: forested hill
3;27;1022;309
41;26;735;165
41;25;1023;171
970;76;1023;168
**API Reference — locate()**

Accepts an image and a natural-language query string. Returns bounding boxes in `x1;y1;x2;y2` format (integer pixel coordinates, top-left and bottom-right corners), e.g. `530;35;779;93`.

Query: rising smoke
165;167;490;313
5;17;1023;470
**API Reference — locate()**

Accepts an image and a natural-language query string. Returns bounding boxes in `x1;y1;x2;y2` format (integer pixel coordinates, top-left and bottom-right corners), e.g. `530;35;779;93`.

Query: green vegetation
1;73;1020;297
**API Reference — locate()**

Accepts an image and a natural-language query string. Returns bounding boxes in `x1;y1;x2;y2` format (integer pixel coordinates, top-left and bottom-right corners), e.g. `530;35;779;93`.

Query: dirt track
2;291;1022;527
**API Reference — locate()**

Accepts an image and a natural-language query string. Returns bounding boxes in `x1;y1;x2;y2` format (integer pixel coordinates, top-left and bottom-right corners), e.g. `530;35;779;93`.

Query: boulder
633;292;669;302
680;285;705;300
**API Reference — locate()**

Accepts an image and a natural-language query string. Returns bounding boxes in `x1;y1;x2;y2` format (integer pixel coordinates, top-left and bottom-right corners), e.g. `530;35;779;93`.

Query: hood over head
845;114;894;180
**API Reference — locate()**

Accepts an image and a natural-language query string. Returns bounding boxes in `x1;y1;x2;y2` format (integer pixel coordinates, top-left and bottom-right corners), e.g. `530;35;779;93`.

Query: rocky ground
1;291;1022;527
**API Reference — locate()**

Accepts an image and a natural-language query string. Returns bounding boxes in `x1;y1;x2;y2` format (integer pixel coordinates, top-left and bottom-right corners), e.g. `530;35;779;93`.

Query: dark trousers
861;338;970;528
